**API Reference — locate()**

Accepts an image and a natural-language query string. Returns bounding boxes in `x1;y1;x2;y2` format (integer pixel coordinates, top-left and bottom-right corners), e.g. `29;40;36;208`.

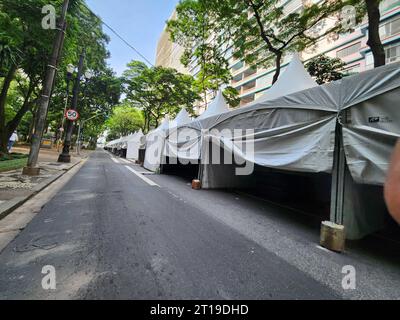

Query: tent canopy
247;53;317;106
198;90;230;120
157;116;171;131
170;108;191;128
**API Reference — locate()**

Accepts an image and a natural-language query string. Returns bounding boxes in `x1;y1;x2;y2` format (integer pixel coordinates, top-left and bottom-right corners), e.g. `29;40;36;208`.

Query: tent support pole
320;120;347;252
330;122;346;225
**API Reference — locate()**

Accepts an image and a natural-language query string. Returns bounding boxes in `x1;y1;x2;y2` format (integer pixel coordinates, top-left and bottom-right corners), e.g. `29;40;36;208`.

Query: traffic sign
65;109;79;121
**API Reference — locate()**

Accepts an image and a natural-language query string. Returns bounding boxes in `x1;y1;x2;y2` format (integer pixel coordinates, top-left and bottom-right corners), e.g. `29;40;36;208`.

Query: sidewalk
0;146;91;219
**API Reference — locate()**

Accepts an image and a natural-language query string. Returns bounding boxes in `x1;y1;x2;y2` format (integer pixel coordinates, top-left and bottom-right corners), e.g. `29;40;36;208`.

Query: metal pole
60;74;72;140
58;49;85;163
23;0;70;175
77;122;82;155
330;118;346;225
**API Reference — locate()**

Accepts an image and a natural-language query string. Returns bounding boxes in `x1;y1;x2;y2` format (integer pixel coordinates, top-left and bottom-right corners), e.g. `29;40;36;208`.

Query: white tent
198;90;229;120
163;91;232;162
162;54;318;164
199;62;400;239
144;116;171;172
126;130;144;160
170;108;192;128
247;53;317;106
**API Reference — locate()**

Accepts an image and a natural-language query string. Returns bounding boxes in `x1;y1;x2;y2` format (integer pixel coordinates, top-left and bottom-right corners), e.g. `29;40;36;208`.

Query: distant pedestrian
7;131;18;152
385;140;400;224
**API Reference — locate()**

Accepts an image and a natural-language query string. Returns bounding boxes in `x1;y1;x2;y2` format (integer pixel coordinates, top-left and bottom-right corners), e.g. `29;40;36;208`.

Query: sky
86;0;180;76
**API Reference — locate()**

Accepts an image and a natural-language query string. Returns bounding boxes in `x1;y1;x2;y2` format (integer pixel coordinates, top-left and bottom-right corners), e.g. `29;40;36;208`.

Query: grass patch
0;158;28;173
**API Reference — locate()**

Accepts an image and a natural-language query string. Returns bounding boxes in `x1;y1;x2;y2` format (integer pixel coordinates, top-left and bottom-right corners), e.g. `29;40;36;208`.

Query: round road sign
65;109;79;121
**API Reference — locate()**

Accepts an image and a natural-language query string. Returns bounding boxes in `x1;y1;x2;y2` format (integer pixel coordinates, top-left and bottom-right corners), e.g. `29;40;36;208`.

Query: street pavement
0;150;399;299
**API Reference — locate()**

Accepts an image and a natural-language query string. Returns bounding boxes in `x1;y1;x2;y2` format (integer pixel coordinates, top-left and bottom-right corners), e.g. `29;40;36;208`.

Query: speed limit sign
65;109;80;121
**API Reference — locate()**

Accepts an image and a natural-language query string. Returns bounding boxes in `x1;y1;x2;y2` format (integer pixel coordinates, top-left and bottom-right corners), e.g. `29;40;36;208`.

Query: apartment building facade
156;0;400;109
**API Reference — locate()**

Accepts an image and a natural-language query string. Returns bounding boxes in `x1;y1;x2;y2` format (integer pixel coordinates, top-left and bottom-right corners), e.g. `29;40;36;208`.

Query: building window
365;43;400;69
336;42;361;58
386;43;400;64
240;94;255;106
231;61;244;72
380;16;400;39
241;80;256;94
365;52;374;69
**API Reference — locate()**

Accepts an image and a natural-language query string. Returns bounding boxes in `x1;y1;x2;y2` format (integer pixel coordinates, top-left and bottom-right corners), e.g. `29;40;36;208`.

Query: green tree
47;68;122;145
306;55;347;85
169;0;366;86
168;1;239;106
123;61;200;132
105;104;144;139
0;0;112;154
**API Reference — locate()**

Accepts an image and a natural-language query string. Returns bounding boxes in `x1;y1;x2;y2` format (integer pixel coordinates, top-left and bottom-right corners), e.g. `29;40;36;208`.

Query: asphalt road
0;150;387;299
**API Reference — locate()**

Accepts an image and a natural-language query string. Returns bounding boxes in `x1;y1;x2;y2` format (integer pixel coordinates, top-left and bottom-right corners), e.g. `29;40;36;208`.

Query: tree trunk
27;108;37;144
5;83;36;143
272;52;283;84
366;0;386;67
0;64;18;154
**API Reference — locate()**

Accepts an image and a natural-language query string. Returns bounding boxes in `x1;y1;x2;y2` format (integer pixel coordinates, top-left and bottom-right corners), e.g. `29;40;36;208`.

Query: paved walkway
0;146;90;202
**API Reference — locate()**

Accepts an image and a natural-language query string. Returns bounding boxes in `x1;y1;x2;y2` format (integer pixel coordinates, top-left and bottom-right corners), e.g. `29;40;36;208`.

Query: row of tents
106;54;400;240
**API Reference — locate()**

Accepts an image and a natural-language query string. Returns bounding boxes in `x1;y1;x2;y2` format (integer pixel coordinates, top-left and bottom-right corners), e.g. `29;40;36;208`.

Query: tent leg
321;123;346;252
330;124;346;225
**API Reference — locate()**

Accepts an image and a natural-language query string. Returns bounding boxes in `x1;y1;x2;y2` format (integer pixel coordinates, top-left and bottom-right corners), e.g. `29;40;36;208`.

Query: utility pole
58;49;85;163
23;0;70;176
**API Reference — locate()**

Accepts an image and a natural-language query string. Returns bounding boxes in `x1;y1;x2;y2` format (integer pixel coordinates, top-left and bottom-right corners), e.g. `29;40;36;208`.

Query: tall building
155;10;189;75
156;0;400;109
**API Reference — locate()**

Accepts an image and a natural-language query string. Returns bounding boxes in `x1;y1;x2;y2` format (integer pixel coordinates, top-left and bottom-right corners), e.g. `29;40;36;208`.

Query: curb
0;159;84;221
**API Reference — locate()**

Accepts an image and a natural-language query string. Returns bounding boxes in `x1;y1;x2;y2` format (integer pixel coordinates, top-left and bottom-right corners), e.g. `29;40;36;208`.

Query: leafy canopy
305;54;347;85
105;104;144;140
123;60;200;132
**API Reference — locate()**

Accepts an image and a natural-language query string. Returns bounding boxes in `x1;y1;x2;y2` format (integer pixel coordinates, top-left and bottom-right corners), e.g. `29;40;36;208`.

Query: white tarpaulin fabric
159;61;400;189
153;62;400;239
170;108;192;128
144;108;192;172
126;130;144;160
246;53;318;106
339;64;400;185
163;54;322;166
201;63;400;188
198;90;230;120
163;91;233;162
144;117;170;172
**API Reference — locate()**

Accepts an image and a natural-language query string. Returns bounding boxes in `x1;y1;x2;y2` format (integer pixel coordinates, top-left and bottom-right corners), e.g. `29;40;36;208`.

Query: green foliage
105;104;144;140
305;54;347;85
169;0;366;85
222;86;240;108
0;0;120;152
168;1;233;100
0;157;28;173
123;61;200;132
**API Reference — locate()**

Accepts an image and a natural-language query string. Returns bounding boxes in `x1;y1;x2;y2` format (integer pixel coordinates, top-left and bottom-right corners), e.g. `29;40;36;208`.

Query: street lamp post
58;50;85;163
76;70;93;155
57;64;75;151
